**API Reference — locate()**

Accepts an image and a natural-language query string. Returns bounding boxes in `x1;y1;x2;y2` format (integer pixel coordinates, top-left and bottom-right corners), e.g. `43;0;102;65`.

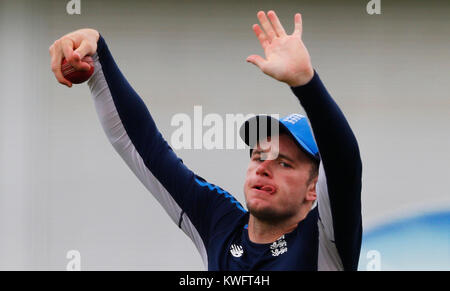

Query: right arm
49;30;247;268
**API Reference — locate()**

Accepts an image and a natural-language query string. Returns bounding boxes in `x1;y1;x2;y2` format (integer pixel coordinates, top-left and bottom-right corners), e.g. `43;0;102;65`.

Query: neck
247;207;310;244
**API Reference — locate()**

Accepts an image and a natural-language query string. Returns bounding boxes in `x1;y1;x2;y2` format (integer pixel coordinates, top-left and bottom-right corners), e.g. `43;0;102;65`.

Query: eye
251;154;262;162
279;161;292;168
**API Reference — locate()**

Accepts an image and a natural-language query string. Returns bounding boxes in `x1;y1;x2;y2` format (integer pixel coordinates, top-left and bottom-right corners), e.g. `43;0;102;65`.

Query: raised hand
49;28;100;87
247;11;314;87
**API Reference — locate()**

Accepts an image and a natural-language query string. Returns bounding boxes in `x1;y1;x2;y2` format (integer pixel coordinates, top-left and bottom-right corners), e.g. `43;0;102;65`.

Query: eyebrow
277;153;296;163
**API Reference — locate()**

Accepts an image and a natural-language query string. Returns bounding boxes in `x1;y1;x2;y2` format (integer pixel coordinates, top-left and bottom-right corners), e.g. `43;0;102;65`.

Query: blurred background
0;0;448;270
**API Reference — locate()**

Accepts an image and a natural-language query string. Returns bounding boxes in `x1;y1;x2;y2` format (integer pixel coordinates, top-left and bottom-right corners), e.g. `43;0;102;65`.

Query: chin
246;192;271;211
247;201;288;223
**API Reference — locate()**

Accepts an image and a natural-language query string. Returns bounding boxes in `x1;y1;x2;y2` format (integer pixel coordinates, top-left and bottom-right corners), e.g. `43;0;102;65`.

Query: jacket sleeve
291;71;363;271
87;35;247;269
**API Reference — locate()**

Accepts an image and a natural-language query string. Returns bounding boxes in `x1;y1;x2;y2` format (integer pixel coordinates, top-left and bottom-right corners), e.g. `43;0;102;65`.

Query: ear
305;175;318;202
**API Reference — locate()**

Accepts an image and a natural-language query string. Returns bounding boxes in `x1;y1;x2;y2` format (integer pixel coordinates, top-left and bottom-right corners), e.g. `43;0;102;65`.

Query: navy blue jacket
87;35;362;270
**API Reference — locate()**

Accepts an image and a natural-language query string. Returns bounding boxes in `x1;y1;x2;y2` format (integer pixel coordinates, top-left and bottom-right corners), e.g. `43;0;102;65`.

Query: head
243;132;319;224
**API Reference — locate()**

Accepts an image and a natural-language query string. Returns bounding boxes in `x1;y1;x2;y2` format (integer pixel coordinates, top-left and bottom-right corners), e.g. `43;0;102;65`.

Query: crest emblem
270;235;288;257
230;244;244;258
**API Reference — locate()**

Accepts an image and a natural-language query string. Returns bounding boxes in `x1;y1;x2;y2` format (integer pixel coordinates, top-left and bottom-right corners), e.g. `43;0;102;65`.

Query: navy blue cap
239;114;320;162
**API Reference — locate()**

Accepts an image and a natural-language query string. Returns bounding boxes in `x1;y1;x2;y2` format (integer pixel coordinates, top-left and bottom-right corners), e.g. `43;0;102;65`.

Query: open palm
247;11;314;87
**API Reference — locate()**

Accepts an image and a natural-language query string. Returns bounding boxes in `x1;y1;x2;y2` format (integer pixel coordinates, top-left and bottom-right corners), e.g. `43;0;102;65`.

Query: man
49;11;362;270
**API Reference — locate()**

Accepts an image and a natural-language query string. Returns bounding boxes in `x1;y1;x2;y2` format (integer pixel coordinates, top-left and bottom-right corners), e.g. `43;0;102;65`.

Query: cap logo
282;114;304;125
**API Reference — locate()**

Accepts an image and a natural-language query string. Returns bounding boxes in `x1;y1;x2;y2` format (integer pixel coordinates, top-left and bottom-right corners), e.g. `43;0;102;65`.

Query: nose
255;159;273;178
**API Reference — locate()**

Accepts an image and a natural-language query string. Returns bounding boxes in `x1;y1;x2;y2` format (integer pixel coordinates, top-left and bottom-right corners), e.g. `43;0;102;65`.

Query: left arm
291;71;362;271
247;11;362;270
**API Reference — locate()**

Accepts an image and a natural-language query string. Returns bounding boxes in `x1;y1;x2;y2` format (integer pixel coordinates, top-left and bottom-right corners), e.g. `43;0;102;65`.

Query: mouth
252;184;276;195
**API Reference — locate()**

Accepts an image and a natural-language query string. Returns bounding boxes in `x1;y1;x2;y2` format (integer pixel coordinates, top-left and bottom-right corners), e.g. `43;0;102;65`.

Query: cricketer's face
244;133;317;223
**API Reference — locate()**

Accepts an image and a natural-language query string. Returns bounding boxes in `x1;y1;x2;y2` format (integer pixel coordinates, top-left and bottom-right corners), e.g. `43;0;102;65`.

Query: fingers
74;40;93;60
257;11;276;42
254;11;289;45
73;40;94;71
293;13;303;37
61;38;89;71
253;11;302;40
49;29;99;87
49;40;72;87
61;38;75;62
267;10;286;37
252;24;269;50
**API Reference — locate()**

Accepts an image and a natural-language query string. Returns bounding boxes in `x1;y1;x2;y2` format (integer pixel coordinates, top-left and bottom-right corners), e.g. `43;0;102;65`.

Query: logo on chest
270;235;288;257
230;244;244;258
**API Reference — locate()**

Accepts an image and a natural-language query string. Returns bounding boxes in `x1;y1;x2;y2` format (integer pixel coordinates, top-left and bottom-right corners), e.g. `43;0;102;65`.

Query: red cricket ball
61;56;94;84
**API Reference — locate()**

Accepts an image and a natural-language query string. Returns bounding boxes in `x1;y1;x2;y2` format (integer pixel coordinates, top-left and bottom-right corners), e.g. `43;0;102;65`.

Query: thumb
246;55;266;70
74;39;95;58
73;40;95;71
